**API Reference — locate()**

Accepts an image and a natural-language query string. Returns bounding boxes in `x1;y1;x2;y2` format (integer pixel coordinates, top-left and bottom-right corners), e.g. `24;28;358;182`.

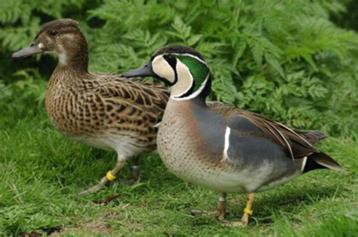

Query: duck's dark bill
12;44;42;58
122;64;155;78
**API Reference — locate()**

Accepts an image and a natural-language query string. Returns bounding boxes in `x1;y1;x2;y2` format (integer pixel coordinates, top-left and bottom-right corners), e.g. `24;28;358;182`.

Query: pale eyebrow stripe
162;53;208;66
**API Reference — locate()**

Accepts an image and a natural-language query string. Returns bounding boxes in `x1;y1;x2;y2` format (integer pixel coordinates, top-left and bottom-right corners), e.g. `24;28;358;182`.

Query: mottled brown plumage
45;68;168;150
12;19;169;194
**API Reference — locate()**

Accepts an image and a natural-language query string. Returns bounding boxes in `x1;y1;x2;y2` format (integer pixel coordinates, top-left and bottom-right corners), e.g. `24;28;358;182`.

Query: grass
0;110;357;236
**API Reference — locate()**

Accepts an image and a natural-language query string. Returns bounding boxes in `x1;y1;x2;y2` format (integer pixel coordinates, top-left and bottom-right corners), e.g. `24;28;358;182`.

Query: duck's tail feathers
303;152;344;173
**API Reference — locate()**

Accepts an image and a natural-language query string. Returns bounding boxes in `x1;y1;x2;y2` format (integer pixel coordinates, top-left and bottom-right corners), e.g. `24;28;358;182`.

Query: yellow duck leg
222;193;254;227
79;154;128;195
241;193;254;225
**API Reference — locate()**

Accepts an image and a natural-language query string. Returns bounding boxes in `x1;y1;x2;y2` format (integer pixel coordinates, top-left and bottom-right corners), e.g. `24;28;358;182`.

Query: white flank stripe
221;127;231;162
301;156;308;172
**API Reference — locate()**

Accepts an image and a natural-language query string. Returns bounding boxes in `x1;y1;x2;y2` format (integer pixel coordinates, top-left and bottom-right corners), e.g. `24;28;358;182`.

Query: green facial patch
177;55;209;92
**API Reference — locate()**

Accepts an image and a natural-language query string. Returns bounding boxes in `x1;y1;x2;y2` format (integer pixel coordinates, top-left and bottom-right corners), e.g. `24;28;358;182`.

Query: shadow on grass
252;185;339;223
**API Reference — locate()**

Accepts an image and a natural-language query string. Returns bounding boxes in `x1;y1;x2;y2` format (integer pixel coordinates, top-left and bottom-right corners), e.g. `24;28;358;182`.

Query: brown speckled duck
12;19;169;195
122;45;343;226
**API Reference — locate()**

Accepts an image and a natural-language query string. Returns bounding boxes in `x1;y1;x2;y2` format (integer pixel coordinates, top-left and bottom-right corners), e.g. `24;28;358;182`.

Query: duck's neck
56;37;89;74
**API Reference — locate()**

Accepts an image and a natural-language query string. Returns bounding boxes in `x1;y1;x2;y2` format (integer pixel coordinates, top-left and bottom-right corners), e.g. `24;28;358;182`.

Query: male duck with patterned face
123;45;343;225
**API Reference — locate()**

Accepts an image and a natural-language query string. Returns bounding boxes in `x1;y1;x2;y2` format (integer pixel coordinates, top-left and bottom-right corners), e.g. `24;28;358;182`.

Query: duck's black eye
48;30;58;36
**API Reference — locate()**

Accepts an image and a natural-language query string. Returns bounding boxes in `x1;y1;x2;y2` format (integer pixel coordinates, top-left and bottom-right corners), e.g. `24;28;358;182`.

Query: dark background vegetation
0;0;357;236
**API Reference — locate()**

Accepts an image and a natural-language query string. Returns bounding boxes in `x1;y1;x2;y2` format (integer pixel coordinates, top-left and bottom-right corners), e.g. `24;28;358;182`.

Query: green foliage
0;0;86;51
0;69;47;128
0;0;357;139
332;0;358;31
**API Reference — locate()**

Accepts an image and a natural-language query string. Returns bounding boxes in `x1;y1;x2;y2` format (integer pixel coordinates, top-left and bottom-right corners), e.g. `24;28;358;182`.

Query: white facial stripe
172;74;209;101
152;55;176;83
173;59;194;97
38;43;44;49
221;127;231;162
171;53;208;66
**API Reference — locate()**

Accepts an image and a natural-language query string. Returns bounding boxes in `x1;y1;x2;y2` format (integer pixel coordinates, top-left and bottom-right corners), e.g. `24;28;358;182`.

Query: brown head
12;18;88;71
